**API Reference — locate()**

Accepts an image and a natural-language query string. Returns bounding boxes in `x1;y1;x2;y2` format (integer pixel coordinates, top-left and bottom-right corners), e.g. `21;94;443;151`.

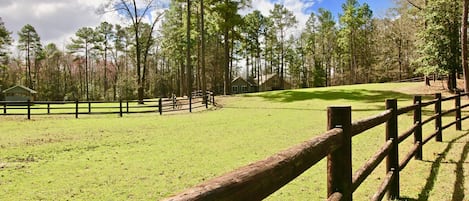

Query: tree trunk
398;40;402;81
27;33;32;89
214;36;220;93
132;0;143;104
448;70;457;92
280;29;285;90
224;26;230;95
425;76;431;86
85;42;89;101
230;36;234;83
196;9;201;91
186;0;192;97
257;53;261;92
246;52;249;80
462;0;469;93
178;61;184;97
200;0;207;100
104;42;108;100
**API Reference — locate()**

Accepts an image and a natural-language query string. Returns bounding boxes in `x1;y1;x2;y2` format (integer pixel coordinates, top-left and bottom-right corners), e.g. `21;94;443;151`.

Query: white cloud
0;0;129;50
283;0;314;35
241;0;274;16
242;0;317;37
1;0;312;51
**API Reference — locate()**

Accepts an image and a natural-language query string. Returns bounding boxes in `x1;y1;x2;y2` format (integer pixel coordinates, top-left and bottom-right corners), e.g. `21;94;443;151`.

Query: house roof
232;76;254;86
2;85;37;94
253;73;292;86
255;74;277;85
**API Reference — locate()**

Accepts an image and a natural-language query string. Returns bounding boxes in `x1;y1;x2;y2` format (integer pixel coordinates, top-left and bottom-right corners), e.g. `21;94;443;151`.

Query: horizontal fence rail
163;128;345;201
0;91;215;119
163;91;469;201
392;76;425;83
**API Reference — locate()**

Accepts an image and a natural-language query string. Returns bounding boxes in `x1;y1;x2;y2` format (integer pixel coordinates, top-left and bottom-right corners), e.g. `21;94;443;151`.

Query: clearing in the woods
1;81;468;200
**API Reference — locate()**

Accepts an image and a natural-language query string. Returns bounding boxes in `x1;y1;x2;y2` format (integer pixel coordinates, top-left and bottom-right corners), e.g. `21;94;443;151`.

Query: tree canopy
1;0;468;101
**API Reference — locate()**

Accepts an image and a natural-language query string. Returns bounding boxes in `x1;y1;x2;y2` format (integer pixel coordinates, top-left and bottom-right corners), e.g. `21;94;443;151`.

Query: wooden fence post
159;98;162;115
456;91;462;130
75;100;79;119
327;106;352;201
3;103;6;114
435;93;442;142
27;99;31;120
119;100;123;117
88;101;91;114
212;93;215;106
189;95;192;113
205;94;208;109
126;101;129;113
386;99;399;200
414;96;423;160
47;103;50;114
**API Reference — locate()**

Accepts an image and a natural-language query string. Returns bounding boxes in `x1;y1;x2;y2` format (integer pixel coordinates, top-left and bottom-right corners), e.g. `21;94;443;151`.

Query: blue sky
317;0;394;17
307;0;396;19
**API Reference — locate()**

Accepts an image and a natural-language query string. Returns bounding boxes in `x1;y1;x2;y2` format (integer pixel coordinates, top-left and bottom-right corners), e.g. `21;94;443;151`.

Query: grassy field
1;82;468;200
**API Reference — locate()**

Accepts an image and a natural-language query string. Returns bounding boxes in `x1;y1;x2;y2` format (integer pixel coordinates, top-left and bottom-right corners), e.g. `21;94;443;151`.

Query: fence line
392;76;425;83
0;91;215;119
163;91;469;201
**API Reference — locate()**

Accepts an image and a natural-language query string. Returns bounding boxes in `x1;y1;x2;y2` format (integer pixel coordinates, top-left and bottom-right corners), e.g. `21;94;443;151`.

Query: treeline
0;0;466;101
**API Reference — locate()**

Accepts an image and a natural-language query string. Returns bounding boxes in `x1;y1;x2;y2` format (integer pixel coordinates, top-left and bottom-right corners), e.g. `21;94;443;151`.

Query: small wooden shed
2;85;37;102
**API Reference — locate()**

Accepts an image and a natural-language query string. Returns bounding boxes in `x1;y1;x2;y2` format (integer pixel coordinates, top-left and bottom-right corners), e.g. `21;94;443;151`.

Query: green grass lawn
1;82;468;200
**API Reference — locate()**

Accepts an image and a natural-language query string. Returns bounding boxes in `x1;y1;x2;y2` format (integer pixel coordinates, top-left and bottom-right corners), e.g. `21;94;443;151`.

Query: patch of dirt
0;161;29;170
24;137;66;146
394;79;466;97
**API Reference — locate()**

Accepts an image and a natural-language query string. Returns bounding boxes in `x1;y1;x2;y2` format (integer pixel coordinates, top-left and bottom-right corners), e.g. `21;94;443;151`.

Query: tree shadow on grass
400;132;469;201
244;89;414;104
221;106;385;112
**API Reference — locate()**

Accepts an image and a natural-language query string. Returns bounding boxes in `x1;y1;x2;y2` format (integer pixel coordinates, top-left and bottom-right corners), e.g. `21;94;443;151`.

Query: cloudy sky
0;0;394;51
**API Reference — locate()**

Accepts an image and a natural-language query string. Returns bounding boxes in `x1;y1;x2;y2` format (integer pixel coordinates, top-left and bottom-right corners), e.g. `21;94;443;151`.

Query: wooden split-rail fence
163;92;469;201
0;91;215;119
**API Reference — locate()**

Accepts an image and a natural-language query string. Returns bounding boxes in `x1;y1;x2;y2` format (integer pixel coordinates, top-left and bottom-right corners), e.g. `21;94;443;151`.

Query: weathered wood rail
163;92;469;201
0;91;215;119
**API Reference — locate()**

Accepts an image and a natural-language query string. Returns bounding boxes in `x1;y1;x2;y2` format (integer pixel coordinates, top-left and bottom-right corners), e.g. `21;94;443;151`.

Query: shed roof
2;85;37;94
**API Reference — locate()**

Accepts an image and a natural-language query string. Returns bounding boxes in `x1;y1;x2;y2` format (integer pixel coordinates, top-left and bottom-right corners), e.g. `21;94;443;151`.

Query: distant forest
0;0;468;102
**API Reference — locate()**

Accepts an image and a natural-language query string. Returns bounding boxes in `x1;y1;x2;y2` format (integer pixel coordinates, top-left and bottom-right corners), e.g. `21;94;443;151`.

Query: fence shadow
245;89;414;103
401;132;469;201
452;134;469;201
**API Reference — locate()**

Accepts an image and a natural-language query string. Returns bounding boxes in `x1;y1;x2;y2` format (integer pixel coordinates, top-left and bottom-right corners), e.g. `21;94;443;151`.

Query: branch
406;0;423;10
143;11;165;58
137;0;155;25
119;0;137;25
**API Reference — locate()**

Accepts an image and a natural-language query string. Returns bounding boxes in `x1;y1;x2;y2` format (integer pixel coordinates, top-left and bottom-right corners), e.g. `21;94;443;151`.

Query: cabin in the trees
2;85;37;102
231;76;256;94
255;74;292;92
230;74;292;94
